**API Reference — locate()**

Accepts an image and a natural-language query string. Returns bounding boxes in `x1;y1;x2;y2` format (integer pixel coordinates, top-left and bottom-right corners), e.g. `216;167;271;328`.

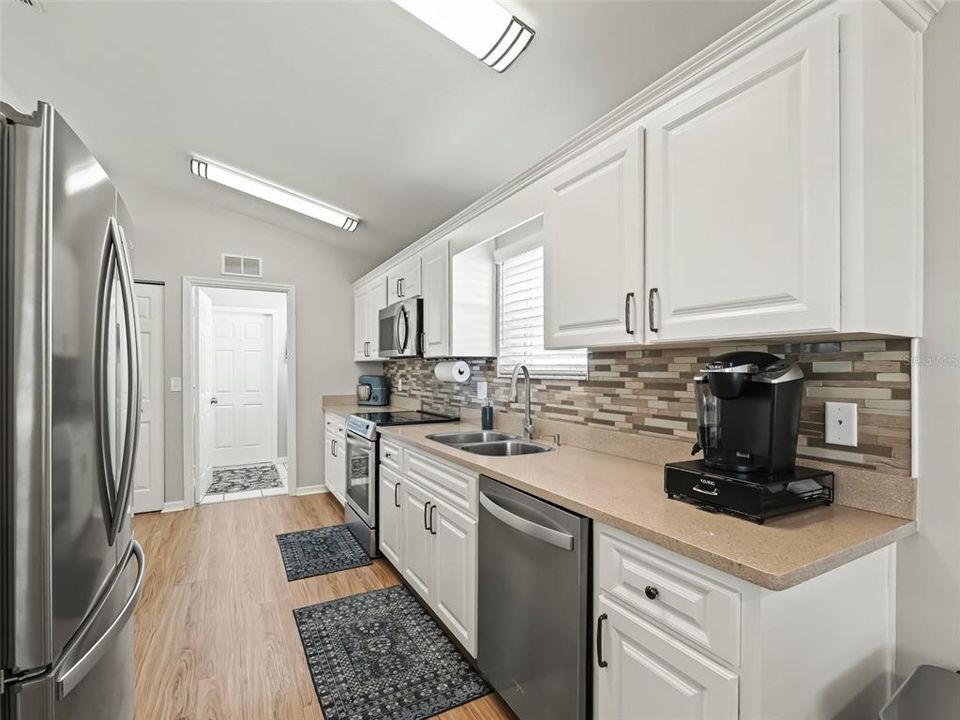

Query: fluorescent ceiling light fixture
189;157;360;232
393;0;534;72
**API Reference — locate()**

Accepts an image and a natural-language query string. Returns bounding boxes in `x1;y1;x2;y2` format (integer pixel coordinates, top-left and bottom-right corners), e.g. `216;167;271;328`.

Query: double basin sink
425;430;555;456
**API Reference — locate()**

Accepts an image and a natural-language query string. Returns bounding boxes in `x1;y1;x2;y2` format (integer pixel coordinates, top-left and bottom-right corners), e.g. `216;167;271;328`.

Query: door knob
210;397;218;405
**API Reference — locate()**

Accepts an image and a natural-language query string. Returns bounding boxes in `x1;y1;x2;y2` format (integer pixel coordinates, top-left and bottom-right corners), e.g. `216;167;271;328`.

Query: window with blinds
497;245;588;379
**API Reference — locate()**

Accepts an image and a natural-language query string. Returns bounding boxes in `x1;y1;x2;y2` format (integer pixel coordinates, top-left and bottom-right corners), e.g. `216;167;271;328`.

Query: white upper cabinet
421;239;450;358
354;275;387;361
388;256;422;305
543;124;644;349
644;14;841;343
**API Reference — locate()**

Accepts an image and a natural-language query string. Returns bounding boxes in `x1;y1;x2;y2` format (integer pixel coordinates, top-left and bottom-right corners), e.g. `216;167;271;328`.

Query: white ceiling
1;0;767;264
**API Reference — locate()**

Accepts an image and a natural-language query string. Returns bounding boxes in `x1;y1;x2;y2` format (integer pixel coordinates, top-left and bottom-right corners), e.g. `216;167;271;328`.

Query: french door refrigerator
1;101;145;720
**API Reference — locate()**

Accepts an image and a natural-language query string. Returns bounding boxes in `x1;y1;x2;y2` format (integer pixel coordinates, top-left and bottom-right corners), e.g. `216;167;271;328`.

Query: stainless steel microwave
379;298;423;358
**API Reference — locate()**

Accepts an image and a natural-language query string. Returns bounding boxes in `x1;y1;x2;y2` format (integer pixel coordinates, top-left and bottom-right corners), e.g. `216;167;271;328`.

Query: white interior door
196;289;215;496
210;308;276;467
132;283;164;513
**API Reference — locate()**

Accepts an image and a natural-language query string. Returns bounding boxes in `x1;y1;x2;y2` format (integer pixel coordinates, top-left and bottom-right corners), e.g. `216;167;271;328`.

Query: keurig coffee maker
665;351;833;523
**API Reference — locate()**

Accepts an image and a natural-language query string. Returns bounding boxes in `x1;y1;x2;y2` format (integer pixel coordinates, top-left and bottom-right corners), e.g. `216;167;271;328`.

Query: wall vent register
220;253;262;278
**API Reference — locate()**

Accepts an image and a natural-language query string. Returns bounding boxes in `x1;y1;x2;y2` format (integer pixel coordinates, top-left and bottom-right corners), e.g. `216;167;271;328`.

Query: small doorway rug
293;584;489;720
276;525;372;581
208;462;282;493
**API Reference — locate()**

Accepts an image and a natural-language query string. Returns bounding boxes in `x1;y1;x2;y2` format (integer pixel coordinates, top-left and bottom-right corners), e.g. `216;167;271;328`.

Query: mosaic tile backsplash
383;338;912;476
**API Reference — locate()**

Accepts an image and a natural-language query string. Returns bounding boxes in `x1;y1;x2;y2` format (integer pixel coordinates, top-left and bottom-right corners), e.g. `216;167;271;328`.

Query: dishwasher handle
480;491;575;551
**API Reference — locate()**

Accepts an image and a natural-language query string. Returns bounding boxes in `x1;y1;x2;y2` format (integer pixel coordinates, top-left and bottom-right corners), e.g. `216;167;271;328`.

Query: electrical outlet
476;379;488;401
825;402;857;447
169;377;182;392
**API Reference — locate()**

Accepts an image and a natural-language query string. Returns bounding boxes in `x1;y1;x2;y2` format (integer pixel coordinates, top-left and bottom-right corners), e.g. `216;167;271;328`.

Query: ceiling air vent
221;254;262;278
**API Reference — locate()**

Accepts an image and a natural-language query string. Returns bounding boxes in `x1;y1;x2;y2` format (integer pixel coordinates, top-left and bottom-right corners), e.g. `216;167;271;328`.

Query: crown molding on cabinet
880;0;945;32
354;0;941;289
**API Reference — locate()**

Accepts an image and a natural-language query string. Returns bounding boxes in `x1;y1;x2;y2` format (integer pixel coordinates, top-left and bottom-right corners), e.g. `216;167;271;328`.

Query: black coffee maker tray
664;460;834;524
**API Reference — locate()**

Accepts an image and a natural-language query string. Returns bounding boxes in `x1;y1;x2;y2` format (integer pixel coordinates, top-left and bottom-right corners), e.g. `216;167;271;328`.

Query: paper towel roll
434;360;471;383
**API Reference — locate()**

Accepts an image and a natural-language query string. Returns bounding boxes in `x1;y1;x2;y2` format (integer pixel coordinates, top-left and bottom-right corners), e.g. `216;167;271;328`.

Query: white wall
895;1;960;679
130;190;377;502
1;77;27;112
204;286;289;460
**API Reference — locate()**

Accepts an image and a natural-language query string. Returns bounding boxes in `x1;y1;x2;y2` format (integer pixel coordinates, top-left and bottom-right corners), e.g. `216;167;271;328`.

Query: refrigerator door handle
109;222;142;544
55;540;145;700
93;219;121;536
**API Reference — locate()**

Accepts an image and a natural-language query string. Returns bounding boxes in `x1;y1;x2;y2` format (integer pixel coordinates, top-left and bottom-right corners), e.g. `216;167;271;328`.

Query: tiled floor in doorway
200;461;289;504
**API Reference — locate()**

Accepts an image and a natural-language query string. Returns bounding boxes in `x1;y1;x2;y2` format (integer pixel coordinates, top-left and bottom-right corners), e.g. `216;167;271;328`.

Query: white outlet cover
476;379;488;401
169;376;182;392
825;401;858;447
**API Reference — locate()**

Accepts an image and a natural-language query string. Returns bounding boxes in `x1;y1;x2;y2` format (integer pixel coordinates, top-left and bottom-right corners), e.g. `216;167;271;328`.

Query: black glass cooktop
352;410;458;426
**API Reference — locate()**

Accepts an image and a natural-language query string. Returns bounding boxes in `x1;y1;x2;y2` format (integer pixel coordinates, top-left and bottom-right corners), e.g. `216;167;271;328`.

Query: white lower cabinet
400;478;435;603
594;523;897;720
432;501;477;652
378;465;403;568
323;432;345;504
380;441;479;657
596;594;738;720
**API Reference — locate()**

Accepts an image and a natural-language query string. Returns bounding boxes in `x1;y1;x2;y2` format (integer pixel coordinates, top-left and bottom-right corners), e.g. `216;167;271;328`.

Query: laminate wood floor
133;492;513;720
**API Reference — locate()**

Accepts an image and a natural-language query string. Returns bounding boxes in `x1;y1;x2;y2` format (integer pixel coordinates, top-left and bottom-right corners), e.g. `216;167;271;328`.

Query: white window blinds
497;246;588;379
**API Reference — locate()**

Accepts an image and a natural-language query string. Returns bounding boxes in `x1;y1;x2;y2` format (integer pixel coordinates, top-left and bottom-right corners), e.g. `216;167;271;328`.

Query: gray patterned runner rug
276;525;372;581
293;584;490;720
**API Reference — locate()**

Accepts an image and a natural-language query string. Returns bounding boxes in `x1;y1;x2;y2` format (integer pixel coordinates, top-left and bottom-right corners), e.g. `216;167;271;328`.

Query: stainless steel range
343;411;457;555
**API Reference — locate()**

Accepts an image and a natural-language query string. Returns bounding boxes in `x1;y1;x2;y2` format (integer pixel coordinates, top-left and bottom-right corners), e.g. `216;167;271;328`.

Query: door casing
181;276;297;509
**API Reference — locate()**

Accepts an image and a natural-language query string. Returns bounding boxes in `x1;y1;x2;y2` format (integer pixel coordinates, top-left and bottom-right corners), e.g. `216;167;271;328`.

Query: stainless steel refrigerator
1;101;145;720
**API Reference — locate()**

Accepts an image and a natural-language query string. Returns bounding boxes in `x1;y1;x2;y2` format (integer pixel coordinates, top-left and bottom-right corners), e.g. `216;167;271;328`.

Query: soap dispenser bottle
481;401;494;431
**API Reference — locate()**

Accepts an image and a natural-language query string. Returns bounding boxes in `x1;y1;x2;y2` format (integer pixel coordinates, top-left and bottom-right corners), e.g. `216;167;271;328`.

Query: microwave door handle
397;307;409;354
109;221;142;545
93;219;119;538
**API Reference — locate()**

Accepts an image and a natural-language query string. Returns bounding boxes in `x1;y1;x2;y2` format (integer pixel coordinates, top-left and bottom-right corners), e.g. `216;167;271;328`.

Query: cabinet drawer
596;525;741;666
380;438;403;473
324;413;345;435
405;447;478;519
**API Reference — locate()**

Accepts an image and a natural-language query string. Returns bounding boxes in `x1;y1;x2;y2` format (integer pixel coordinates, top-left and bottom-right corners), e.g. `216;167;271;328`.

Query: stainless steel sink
427;430;519;445
457;440;555;456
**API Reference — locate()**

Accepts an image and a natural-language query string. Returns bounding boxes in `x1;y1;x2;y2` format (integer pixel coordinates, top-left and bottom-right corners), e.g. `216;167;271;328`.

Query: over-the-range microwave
379;297;423;358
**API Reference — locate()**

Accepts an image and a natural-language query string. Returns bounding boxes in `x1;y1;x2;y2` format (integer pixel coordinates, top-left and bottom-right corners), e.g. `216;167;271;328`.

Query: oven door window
346;437;375;522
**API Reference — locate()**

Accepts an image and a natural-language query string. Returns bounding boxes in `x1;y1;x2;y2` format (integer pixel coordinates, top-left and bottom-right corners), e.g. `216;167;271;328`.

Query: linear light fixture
189;157;360;232
393;0;534;73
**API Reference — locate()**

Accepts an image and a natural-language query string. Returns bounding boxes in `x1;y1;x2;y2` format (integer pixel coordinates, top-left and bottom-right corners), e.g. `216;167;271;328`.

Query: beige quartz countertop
378;422;916;591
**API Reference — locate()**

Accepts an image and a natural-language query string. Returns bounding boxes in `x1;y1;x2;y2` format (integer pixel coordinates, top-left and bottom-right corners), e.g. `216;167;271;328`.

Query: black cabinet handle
648;288;660;333
429;504;437;535
394;481;401;508
331;439;337;458
645;586;659;601
624;292;635;335
596;613;609;668
423;501;431;531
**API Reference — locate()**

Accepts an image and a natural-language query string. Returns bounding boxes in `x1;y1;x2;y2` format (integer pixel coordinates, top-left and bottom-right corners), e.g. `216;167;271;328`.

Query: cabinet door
421;240;450;358
401;479;434;602
353;287;369;361
387;257;422;305
332;436;346;503
432;500;477;656
366;275;388;358
378;465;404;568
644;15;840;342
543;124;643;349
324;432;344;504
595;595;738;720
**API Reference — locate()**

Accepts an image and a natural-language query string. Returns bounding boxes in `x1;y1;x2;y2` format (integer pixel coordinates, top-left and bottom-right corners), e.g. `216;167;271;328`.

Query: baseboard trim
295;484;328;497
161;500;186;513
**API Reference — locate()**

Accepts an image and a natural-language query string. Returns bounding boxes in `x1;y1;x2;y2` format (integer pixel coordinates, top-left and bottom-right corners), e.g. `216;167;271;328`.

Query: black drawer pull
645;586;659;601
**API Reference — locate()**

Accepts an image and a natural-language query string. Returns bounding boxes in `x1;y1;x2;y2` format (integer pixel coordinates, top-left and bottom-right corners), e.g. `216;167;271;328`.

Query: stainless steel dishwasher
477;475;590;720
